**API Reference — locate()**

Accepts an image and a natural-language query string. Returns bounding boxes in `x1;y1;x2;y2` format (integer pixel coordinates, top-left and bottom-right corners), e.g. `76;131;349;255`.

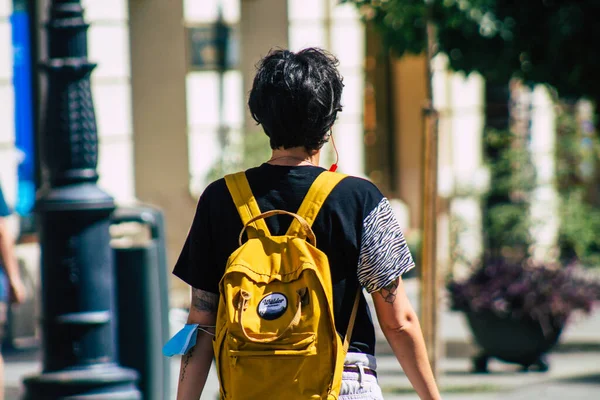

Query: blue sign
11;9;35;216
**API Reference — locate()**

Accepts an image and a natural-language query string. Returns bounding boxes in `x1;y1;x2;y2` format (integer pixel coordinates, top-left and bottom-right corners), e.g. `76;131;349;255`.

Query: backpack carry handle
238;210;317;247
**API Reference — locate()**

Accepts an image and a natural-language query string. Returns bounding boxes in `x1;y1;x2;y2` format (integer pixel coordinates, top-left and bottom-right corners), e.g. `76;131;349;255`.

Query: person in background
0;183;26;400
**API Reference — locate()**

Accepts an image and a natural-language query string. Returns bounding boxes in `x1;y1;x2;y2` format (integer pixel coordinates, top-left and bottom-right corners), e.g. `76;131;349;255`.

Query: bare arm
0;218;25;304
176;288;218;400
372;277;441;400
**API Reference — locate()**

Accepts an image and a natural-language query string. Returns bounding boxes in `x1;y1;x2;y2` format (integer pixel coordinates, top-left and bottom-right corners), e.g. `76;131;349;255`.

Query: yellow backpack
213;170;360;400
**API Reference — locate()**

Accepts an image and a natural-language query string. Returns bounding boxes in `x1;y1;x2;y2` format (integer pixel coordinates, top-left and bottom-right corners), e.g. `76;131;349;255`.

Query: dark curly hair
248;48;344;152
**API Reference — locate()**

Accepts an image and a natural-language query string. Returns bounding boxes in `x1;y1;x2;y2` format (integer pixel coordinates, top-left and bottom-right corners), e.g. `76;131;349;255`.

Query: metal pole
420;104;439;378
419;0;440;379
22;1;140;398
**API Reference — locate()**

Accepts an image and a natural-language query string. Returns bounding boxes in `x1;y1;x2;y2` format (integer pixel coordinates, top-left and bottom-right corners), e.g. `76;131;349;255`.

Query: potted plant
447;126;600;373
447;258;600;372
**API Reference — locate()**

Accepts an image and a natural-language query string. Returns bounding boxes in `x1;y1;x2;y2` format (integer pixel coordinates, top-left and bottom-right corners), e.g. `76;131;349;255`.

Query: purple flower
447;260;600;324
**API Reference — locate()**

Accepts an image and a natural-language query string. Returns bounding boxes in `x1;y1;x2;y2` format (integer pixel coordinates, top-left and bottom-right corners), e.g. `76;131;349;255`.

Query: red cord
329;132;339;172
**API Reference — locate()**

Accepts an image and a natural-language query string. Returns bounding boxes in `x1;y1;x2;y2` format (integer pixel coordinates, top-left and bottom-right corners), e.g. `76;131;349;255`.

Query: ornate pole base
22;186;140;399
23;365;140;399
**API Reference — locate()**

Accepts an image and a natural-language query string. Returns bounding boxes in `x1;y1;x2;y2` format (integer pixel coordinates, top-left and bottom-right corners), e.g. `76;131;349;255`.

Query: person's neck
268;147;320;166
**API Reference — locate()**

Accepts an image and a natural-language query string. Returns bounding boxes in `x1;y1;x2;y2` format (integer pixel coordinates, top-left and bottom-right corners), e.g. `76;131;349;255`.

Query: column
529;85;558;262
432;54;486;277
288;0;365;176
83;0;135;203
241;0;288;134
128;0;195;292
391;54;428;228
185;0;245;196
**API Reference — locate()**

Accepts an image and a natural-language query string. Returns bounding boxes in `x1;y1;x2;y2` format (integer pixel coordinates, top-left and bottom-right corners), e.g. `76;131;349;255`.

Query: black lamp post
22;1;140;398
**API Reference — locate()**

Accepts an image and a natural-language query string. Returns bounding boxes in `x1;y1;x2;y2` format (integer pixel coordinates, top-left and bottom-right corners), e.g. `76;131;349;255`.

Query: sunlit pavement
5;279;600;399
6;349;600;400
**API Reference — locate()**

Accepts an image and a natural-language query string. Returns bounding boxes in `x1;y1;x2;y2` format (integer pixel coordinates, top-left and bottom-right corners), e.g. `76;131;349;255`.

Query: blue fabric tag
0;269;8;303
162;324;199;357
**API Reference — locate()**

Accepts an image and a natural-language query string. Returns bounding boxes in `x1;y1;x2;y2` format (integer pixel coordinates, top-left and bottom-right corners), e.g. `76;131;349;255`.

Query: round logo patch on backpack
257;293;288;320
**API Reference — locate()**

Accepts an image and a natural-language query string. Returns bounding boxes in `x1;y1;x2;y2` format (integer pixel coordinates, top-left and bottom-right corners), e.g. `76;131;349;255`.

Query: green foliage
481;129;535;262
205;130;272;184
347;0;600;266
347;0;428;56
345;0;600;100
484;130;536;198
558;191;600;267
555;106;600;267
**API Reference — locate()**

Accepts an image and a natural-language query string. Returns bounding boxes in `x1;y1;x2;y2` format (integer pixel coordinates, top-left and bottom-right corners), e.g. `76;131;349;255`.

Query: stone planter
465;311;563;373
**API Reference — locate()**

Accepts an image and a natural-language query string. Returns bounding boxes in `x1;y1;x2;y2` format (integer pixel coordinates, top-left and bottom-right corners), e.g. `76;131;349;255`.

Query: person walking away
169;47;442;400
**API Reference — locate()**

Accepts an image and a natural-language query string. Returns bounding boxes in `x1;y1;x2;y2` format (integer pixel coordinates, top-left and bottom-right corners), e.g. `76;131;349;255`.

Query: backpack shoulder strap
286;171;346;237
344;288;362;353
224;172;270;239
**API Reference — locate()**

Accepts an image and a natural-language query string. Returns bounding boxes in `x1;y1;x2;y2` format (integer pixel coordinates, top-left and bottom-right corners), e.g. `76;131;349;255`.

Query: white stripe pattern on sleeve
357;198;415;293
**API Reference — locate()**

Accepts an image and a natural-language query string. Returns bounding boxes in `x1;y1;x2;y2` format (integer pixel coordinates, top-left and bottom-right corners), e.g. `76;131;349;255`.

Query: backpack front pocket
225;332;322;399
227;331;316;356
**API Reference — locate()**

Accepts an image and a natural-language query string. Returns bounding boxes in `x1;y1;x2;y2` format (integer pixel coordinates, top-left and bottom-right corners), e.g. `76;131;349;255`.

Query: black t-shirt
173;164;415;355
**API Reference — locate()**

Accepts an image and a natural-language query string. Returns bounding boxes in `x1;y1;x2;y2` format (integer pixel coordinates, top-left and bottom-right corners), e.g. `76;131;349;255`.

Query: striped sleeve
357;198;415;293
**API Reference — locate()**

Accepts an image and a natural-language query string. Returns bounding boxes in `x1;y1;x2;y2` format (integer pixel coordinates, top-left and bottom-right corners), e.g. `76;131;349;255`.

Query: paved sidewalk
5;279;599;399
376;351;600;399
7;349;599;399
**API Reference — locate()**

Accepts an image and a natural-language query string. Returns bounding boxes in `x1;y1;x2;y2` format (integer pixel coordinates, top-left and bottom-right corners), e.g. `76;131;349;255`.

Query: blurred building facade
0;0;559;305
1;0;19;209
1;0;368;306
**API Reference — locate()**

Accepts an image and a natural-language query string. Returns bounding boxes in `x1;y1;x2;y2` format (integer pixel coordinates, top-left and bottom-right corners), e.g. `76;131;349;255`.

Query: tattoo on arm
192;288;219;313
180;346;195;382
379;279;399;304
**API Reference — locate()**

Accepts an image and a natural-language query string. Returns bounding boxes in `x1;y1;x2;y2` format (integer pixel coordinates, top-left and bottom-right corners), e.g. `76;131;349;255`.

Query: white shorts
339;352;384;400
